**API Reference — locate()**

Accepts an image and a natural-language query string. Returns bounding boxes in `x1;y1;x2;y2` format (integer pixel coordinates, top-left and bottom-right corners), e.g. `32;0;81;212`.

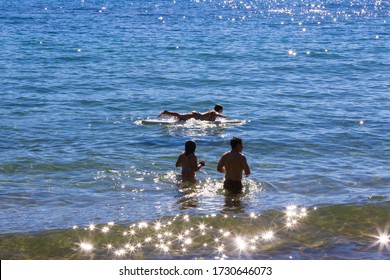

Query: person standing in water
176;140;205;184
158;104;227;122
217;137;250;194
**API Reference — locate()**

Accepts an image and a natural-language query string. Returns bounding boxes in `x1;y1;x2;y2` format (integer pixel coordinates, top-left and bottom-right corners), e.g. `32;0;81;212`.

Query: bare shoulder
178;152;187;159
235;153;247;162
218;151;229;161
190;154;197;160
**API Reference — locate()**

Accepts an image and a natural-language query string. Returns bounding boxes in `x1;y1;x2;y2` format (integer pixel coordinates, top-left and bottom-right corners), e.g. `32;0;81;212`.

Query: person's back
219;151;247;181
199;110;221;121
178;153;197;182
176;140;205;184
199;104;226;121
217;137;250;194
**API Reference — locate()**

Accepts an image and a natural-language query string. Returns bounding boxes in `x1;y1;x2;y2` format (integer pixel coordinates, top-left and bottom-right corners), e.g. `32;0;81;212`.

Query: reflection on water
176;183;200;210
174;177;264;214
223;196;245;213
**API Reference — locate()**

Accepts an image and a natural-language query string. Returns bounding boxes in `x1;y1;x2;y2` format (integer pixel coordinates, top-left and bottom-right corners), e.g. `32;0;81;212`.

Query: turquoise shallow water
0;0;389;259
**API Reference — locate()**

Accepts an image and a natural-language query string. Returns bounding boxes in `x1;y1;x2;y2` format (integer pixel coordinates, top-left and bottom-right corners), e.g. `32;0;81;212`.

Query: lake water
0;0;389;259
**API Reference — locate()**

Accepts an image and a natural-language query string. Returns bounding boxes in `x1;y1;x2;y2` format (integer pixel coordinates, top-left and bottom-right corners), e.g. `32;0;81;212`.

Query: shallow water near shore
0;0;389;259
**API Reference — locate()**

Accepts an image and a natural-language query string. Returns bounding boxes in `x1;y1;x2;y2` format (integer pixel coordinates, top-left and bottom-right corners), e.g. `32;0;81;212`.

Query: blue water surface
0;1;389;259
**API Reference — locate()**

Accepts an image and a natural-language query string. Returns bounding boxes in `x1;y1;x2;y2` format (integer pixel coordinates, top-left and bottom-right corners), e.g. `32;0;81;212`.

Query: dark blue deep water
0;0;389;259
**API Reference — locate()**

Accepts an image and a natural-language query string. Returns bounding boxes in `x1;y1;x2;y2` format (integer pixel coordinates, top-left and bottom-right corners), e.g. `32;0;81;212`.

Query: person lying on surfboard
157;104;227;122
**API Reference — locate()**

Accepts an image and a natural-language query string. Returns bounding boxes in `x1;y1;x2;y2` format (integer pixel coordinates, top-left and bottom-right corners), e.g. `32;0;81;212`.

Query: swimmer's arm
243;156;250;177
217;154;226;173
191;155;203;172
216;112;227;118
175;153;183;167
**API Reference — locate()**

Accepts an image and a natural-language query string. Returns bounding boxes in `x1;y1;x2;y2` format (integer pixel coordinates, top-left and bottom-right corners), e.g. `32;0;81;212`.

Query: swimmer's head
230;137;243;150
185;140;196;155
214;104;223;113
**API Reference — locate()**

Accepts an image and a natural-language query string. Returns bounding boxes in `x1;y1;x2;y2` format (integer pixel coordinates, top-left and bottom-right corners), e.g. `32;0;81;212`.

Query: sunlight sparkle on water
216;245;225;254
288;49;297;56
370;225;390;253
160;244;170;253
138;222;148;229
261;230;275;242
177;234;184;241
73;211;311;258
79;242;93;252
184;238;192;245
235;236;247;251
115;249;126;257
154;221;162;230
101;226;110;233
379;235;389;243
198;222;207;231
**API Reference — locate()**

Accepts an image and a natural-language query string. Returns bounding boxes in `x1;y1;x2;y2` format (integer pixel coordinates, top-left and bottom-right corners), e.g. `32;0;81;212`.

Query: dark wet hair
185;140;196;156
230;137;242;149
214;104;223;113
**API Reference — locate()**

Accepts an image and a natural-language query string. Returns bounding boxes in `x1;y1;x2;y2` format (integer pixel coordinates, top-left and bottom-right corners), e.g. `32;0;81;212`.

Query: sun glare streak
79;242;94;253
184;238;192;245
154;221;163;231
235;236;247;251
370;225;390;253
284;205;309;230
144;237;153;243
114;248;126;257
261;230;275;242
159;244;170;254
198;222;207;232
101;226;110;233
288;49;297;56
138;222;148;229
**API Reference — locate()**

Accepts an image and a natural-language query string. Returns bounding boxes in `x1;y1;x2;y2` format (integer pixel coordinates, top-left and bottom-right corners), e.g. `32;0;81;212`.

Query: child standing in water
176;140;205;183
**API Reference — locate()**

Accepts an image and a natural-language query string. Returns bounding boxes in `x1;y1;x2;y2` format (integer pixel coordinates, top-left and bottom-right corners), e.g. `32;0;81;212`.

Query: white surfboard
141;119;243;125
